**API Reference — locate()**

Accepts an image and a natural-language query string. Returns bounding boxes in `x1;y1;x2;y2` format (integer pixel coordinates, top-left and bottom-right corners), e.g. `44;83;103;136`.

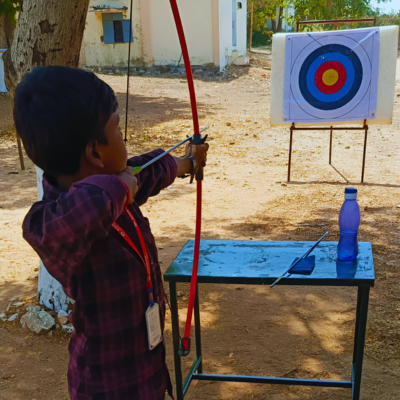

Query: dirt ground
1;53;400;400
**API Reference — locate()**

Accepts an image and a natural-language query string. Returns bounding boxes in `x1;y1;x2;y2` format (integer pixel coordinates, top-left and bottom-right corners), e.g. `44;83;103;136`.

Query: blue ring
306;53;355;102
298;44;363;111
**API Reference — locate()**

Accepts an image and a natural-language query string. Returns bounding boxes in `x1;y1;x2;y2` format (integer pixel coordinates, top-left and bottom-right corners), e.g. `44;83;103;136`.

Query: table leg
194;284;203;373
169;281;184;400
352;286;370;400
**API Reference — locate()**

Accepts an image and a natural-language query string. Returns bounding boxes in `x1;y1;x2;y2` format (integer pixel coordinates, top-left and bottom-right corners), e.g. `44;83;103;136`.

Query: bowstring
124;0;134;144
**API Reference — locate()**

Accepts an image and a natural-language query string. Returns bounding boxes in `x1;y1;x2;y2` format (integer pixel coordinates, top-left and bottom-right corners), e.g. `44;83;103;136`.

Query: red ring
314;61;347;94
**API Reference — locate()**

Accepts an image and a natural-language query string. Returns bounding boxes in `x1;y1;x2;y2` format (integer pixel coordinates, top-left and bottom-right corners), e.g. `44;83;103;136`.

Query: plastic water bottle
337;188;360;261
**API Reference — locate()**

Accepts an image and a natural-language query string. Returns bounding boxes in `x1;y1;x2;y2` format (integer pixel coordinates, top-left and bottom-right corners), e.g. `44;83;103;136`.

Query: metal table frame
164;241;374;400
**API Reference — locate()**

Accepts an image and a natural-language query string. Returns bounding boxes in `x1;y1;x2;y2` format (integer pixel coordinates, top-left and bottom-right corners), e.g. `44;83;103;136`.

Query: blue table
164;240;375;400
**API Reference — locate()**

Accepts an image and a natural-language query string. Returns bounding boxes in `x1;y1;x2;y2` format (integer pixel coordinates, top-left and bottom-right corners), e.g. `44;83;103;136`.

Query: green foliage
248;0;398;46
287;0;390;31
249;1;278;30
0;0;21;25
251;29;272;46
375;10;400;26
248;0;290;46
292;0;373;22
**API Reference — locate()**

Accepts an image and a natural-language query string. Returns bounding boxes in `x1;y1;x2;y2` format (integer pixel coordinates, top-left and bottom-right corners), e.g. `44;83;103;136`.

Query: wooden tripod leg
361;121;368;183
287;124;294;182
17;135;25;171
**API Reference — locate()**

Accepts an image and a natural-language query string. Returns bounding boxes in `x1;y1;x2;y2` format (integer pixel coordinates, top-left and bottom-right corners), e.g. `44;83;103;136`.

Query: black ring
298;44;363;111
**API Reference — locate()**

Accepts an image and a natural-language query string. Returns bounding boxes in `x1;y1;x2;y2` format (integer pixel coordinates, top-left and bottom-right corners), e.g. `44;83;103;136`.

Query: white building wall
219;0;247;70
81;0;247;70
146;0;214;66
219;0;232;70
82;0;143;68
236;0;247;55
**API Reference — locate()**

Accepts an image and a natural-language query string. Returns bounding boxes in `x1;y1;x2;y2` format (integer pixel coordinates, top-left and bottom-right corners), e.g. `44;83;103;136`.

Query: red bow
169;0;203;354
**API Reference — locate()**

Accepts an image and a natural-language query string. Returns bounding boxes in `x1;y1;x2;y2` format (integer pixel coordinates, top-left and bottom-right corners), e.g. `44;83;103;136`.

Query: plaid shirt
23;150;177;400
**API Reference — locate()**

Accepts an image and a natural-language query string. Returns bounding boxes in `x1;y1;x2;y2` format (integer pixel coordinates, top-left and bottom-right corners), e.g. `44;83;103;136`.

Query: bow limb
168;0;202;354
168;0;200;137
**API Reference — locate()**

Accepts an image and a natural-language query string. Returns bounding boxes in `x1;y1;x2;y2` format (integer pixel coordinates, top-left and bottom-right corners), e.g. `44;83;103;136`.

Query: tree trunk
3;0;90;98
3;0;90;314
277;6;283;32
249;1;254;50
0;14;15;49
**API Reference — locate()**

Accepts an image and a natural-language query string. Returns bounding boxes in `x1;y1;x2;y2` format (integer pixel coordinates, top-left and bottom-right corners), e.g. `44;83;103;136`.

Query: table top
164;240;375;286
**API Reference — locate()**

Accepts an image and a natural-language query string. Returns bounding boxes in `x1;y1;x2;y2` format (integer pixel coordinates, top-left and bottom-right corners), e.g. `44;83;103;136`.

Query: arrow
270;231;329;288
132;126;209;176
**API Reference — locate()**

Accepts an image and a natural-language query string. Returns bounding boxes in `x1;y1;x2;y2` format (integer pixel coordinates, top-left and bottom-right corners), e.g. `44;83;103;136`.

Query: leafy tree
375;10;400;26
0;0;20;48
1;0;90;312
288;0;389;31
0;0;21;25
248;0;289;48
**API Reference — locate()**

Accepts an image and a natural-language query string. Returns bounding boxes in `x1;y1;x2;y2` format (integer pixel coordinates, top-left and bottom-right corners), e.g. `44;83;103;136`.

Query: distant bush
251;30;273;47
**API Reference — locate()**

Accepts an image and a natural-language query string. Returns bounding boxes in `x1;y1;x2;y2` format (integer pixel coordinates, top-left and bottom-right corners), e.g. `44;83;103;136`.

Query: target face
283;29;380;123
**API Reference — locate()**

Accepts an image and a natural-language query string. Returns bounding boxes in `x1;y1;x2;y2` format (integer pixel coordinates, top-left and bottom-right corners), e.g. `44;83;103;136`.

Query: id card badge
145;303;163;350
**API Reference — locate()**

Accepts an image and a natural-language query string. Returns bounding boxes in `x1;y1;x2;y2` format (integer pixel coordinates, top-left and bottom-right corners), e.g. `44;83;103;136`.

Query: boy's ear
85;141;105;169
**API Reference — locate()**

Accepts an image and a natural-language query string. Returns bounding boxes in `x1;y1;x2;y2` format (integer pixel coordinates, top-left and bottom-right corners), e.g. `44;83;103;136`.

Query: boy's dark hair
14;66;118;177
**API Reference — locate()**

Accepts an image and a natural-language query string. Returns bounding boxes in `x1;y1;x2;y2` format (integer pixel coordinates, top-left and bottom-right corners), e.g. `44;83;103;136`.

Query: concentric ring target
289;35;373;120
299;44;362;110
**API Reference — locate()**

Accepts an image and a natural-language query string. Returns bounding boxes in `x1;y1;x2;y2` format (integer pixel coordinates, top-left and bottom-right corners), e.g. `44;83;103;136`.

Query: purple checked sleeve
22;175;126;291
127;149;178;206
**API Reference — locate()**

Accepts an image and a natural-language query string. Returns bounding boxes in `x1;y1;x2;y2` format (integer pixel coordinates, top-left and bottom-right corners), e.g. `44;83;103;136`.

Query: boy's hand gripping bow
187;133;208;184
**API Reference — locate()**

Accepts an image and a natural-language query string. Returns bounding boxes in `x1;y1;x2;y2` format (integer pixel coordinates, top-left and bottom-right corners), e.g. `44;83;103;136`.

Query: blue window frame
102;13;133;44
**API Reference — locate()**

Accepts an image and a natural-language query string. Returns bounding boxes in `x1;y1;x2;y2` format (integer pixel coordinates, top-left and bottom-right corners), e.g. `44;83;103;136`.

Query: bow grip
191;133;208;182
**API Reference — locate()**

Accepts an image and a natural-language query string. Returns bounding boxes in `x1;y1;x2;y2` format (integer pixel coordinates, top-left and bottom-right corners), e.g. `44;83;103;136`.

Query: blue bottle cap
344;187;357;200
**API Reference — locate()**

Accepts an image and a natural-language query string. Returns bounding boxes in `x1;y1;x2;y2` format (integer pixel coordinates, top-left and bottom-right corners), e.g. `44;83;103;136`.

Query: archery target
282;28;380;123
299;45;362;111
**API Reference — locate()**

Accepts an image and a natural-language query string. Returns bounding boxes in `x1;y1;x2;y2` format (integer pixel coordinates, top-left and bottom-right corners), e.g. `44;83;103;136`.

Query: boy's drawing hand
185;142;209;171
117;167;138;204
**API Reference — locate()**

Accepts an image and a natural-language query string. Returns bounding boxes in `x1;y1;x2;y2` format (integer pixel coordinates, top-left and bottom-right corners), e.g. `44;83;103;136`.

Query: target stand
287;120;369;183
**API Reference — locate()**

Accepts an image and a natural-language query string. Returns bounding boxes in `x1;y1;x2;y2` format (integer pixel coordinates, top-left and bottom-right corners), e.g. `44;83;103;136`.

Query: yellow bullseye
322;69;339;86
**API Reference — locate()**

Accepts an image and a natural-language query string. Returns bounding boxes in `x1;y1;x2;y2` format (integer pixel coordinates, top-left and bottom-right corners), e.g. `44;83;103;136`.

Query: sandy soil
0;53;400;399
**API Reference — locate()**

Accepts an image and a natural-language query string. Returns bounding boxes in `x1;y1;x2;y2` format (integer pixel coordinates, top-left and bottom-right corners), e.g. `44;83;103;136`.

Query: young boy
15;66;209;400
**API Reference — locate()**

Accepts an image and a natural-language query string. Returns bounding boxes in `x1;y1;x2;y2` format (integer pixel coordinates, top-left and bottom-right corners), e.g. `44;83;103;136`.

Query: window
102;13;133;44
114;21;124;42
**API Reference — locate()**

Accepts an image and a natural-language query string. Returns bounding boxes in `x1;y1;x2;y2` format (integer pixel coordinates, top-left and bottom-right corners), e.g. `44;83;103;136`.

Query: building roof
90;1;127;12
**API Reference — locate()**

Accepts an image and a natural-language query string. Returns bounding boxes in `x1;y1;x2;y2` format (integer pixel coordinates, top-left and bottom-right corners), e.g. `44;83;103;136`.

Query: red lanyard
112;207;154;306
